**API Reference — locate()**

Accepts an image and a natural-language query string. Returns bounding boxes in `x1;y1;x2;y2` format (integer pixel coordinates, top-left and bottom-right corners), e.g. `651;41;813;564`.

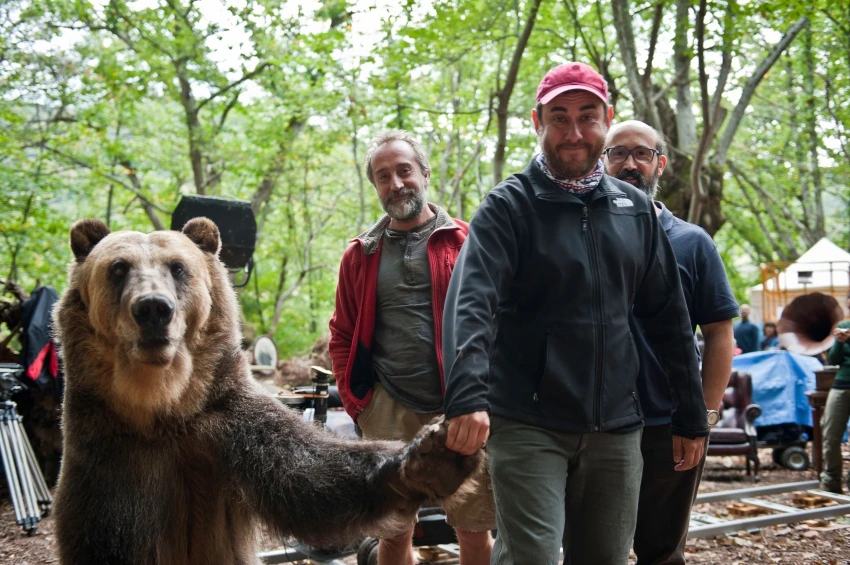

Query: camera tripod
0;364;52;534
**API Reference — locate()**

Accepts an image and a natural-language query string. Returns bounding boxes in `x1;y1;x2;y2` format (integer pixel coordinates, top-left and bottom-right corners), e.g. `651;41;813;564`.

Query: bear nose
132;294;175;328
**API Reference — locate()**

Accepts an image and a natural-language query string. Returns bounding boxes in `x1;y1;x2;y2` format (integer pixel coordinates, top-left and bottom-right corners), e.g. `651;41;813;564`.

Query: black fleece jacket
442;158;709;439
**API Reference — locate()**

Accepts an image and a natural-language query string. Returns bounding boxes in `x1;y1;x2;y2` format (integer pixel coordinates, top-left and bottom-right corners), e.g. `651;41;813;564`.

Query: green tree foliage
1;0;848;357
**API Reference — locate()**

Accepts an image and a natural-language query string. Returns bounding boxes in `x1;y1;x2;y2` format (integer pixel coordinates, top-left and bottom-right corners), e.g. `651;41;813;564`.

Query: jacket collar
524;157;626;204
354;203;458;255
655;200;675;232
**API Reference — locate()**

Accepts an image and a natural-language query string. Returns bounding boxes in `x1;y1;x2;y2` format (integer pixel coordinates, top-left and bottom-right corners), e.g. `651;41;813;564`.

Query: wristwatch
706;409;720;427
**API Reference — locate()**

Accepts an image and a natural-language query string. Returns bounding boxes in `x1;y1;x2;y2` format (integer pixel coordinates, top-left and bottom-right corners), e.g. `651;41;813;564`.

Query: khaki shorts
358;383;497;532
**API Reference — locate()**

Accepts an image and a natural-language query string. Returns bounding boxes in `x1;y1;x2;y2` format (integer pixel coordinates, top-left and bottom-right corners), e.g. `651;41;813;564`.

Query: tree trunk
610;0;662;130
492;0;542;185
674;0;698;154
652;15;807;234
804;25;825;241
176;61;206;195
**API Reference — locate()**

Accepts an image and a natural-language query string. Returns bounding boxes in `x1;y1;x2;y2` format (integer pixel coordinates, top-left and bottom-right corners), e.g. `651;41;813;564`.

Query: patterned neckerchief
536;153;604;196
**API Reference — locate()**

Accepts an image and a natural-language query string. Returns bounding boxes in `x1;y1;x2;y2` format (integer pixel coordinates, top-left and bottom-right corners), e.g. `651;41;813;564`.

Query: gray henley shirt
372;214;444;413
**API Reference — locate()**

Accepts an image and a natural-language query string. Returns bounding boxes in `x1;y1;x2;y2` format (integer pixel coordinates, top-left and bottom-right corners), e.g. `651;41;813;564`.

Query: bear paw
398;416;484;500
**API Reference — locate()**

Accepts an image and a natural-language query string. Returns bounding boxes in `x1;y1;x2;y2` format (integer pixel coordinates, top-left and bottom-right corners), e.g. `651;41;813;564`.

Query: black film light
171;196;257;286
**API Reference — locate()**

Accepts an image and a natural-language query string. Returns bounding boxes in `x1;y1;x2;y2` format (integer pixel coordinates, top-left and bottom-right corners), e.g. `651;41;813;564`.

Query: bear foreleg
215;392;482;548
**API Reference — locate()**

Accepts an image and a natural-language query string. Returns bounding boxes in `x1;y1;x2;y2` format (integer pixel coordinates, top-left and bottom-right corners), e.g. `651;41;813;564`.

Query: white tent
749;238;850;324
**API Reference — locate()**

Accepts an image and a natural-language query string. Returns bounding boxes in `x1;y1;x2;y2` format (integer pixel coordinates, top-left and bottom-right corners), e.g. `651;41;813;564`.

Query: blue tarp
730;350;822;428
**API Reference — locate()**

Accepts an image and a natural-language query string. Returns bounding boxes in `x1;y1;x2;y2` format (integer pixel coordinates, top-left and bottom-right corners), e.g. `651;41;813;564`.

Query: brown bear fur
53;218;481;565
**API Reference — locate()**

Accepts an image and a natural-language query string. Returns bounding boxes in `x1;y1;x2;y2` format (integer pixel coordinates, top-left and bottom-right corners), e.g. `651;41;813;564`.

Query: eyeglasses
603;146;660;164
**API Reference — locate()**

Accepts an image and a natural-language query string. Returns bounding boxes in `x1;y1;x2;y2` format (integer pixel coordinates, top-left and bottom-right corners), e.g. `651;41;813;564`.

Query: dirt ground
2;445;849;565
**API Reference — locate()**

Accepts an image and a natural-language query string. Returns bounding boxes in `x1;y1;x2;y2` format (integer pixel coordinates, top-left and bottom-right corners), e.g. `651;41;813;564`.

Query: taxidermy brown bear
52;217;482;565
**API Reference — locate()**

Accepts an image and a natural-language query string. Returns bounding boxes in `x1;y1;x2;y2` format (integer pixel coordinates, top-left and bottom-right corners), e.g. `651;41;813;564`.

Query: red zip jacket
328;206;469;421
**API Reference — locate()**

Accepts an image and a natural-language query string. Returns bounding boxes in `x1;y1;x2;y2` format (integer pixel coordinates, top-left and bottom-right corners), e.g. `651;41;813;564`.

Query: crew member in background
821;294;850;494
734;304;760;354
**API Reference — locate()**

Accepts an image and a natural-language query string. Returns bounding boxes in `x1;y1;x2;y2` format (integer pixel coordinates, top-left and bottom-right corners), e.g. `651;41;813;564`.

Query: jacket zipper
533;333;549;406
633;391;642;419
583;205;604;432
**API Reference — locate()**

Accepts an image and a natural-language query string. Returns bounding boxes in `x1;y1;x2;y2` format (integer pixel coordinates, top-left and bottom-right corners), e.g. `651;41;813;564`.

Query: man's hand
834;328;850;343
446;411;490;455
672;435;705;471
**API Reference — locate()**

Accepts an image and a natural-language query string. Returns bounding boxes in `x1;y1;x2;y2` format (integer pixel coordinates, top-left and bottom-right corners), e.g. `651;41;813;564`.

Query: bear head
56;217;242;428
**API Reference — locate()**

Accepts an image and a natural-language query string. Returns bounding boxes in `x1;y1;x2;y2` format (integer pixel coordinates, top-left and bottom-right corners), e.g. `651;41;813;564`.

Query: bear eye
110;261;128;280
170;262;186;278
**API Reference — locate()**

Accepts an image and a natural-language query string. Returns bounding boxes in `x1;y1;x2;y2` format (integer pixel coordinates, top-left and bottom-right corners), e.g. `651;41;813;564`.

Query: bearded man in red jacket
329;130;495;565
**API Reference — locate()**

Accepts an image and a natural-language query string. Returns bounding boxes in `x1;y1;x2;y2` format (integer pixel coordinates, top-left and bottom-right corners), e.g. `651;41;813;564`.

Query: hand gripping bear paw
397;416;484;502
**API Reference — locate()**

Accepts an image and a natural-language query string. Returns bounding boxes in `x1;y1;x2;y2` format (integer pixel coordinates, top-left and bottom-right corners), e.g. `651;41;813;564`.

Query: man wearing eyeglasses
442;63;709;564
604;120;739;565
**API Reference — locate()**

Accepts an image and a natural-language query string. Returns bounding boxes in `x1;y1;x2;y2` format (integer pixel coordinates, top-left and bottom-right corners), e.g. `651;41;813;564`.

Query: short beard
615;169;661;199
381;186;427;223
541;133;604;179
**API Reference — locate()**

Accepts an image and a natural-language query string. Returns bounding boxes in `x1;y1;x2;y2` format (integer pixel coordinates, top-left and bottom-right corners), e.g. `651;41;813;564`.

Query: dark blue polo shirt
631;202;740;426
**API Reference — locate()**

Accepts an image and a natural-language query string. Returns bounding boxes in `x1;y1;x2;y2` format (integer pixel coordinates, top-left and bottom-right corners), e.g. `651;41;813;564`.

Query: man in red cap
442;62;708;564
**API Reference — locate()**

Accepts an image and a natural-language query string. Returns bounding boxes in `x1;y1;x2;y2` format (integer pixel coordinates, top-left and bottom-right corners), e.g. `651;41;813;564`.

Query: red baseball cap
536;62;609;105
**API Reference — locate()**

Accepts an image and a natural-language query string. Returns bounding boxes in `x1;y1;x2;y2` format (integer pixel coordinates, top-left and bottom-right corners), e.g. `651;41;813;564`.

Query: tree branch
36;143;168;228
493;0;543;184
730;174;786;261
728;160;808;245
561;0;602;64
118;161;166;230
720;204;777;262
610;0;662;129
250;116;306;218
687;105;726;224
215;93;241;136
712;16;809;167
195;62;270;113
709;0;736;123
823;74;850;164
673;0;698;153
375;102;488;116
642;1;663;92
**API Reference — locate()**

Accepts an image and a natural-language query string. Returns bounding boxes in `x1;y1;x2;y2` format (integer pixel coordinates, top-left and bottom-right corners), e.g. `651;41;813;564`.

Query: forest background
1;0;848;359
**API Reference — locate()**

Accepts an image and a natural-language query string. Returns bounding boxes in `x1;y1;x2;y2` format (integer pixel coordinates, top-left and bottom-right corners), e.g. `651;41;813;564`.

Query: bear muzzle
130;294;179;364
132;294;175;329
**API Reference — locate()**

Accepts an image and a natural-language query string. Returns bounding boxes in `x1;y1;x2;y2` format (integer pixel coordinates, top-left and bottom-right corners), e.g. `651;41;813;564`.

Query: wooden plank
808;489;850;503
727;502;770;517
790;493;836;508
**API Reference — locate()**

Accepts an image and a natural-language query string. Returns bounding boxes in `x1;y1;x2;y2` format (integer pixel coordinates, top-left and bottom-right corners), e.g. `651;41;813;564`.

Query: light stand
0;364;52;534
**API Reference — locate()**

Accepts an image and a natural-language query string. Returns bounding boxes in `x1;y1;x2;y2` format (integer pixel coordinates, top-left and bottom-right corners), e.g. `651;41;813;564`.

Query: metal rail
689;503;850;538
257;547;347;565
258;480;850;562
689;480;850;538
694;480;819;504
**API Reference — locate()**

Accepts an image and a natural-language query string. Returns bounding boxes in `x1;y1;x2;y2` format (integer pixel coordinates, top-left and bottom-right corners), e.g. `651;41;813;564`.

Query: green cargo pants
487;415;642;565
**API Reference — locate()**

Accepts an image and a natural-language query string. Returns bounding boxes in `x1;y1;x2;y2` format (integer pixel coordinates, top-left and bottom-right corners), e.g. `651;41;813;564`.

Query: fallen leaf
804;518;831;527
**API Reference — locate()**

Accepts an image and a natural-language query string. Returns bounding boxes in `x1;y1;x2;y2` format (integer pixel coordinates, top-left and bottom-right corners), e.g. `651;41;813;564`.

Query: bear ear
182;217;221;256
70;219;111;263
